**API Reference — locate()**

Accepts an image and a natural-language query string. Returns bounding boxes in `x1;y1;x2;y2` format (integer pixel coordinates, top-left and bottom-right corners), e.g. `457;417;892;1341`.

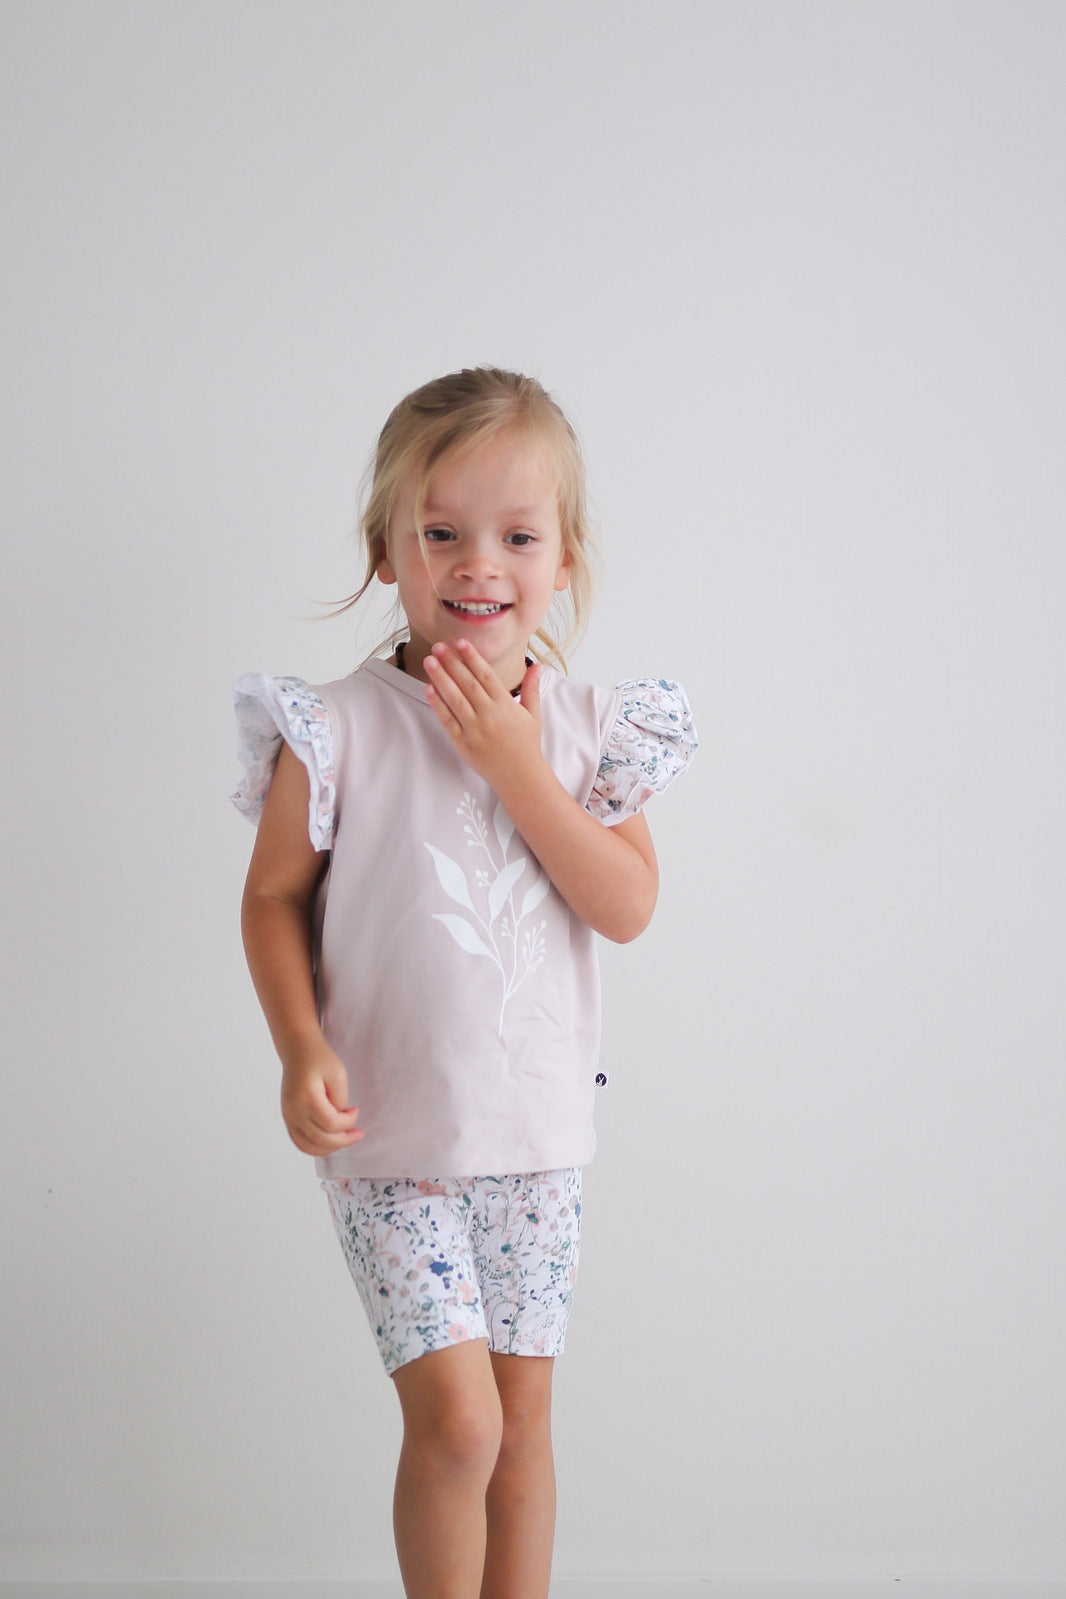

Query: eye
423;527;454;543
506;531;535;547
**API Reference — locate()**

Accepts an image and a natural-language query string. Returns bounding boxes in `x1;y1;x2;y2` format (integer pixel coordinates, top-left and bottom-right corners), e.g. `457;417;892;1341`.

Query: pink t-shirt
232;657;696;1178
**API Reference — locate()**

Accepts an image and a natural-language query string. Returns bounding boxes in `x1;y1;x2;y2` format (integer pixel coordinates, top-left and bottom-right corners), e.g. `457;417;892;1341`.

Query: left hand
424;639;545;792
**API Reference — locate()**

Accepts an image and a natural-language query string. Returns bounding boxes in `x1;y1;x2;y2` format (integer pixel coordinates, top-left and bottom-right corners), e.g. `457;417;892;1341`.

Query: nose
454;534;501;581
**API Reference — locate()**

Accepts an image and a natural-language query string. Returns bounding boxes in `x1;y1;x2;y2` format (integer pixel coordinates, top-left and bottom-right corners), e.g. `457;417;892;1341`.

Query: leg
480;1353;556;1599
392;1339;504;1599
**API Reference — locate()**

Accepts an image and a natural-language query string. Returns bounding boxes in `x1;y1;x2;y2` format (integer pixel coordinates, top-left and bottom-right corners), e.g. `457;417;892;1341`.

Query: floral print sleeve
230;673;336;851
587;678;698;825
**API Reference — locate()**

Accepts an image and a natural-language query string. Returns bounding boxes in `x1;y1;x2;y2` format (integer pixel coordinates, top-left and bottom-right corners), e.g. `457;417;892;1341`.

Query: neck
394;640;533;697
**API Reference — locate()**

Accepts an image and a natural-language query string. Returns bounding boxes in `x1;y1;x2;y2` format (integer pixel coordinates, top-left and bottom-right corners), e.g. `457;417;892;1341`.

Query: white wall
2;0;1063;1586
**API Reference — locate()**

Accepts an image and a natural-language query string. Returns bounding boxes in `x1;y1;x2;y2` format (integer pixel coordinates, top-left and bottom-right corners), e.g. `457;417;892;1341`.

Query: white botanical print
425;793;552;1034
588;677;699;823
322;1170;582;1374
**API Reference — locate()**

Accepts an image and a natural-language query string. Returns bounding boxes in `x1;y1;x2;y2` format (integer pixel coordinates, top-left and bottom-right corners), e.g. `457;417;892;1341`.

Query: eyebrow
420;502;546;521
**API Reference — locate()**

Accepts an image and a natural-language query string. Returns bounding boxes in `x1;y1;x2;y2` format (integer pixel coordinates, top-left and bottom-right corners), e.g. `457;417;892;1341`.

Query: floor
2;1580;1064;1599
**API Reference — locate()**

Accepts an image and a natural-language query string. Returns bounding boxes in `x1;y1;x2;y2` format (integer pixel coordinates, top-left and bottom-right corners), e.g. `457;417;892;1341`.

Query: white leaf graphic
493;802;515;854
488;857;528;924
425;844;475;911
433;913;495;960
520;871;551;919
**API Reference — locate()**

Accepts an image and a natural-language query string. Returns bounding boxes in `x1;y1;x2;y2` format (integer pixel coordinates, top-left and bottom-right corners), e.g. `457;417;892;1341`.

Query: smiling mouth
442;600;511;616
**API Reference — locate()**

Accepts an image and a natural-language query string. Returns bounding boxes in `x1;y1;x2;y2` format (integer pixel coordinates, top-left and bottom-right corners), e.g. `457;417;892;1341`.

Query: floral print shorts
322;1169;582;1376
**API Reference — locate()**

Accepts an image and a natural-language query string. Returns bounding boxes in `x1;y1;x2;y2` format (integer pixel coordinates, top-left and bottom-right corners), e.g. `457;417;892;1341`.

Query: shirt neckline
362;653;555;704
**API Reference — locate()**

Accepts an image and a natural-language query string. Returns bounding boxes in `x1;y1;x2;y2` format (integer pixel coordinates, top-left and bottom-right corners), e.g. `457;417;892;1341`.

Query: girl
232;368;696;1599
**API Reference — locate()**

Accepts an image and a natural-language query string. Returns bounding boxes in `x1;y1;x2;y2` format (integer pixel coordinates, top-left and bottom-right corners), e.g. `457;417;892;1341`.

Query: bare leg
480;1354;557;1599
392;1340;503;1599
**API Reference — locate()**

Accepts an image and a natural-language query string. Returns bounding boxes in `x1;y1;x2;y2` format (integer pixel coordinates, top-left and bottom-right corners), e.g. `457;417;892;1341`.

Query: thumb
322;1053;353;1112
519;660;541;717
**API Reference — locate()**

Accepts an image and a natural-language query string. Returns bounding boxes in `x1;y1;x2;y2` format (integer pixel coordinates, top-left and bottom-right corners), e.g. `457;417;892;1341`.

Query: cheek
398;553;443;606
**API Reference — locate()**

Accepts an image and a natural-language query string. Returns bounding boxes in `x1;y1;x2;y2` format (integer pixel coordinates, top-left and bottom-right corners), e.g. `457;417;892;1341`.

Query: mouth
442;599;511;617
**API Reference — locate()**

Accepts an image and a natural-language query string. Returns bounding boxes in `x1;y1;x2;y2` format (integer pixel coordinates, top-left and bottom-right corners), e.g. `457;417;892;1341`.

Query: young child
232;367;696;1599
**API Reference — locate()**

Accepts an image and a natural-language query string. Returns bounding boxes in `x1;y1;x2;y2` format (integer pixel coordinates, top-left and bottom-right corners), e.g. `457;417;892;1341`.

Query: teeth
446;601;505;615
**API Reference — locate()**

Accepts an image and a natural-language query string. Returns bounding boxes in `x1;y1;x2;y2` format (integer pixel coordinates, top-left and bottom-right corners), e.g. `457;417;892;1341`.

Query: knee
403;1382;504;1481
496;1381;553;1471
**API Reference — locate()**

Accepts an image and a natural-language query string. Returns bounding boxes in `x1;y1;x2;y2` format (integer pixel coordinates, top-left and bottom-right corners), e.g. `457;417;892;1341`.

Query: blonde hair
339;367;595;670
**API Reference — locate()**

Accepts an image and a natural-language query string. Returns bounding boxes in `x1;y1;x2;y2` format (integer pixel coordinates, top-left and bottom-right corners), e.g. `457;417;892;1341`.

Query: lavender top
232;657;696;1178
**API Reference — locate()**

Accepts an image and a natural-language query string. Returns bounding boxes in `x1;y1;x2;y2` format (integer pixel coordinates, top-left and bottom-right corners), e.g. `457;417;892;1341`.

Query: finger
424;653;477;723
452;638;504;694
304;1122;364;1147
433;641;502;703
309;1094;361;1134
519;660;541;716
425;647;470;694
292;1124;365;1155
424;678;464;739
323;1103;360;1126
295;1077;357;1132
321;1065;356;1116
317;1124;365;1146
297;1098;362;1138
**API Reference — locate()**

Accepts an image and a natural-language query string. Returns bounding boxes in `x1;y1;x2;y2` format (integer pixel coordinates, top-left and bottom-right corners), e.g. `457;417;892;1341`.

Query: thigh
470;1169;582;1359
322;1176;489;1376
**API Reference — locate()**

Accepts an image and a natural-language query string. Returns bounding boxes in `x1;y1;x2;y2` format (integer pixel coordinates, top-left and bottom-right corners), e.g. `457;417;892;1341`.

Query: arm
240;742;363;1156
424;640;659;943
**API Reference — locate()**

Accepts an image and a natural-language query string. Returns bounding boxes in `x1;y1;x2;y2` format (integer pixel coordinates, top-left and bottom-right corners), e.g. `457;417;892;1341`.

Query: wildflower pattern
425;793;552;1034
322;1170;582;1374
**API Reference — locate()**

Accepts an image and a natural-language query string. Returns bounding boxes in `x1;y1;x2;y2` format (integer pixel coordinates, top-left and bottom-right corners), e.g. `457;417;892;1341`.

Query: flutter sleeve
587;678;698;825
230;673;336;851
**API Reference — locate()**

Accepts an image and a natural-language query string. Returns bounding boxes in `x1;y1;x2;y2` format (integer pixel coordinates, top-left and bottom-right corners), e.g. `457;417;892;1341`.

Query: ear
553;545;572;593
377;550;397;586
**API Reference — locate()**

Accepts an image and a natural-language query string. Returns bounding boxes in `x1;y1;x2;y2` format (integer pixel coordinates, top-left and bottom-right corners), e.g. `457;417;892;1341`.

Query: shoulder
539;669;621;729
316;655;432;719
534;670;623;795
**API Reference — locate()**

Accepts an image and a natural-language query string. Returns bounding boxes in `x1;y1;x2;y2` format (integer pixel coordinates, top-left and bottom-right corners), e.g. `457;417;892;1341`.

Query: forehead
416;426;562;515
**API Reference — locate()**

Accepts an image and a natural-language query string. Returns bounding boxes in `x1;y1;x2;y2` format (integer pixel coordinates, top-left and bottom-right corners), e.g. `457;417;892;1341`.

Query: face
378;425;571;686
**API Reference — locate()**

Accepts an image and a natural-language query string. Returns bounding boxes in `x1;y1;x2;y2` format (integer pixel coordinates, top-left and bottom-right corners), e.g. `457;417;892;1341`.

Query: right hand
280;1040;364;1157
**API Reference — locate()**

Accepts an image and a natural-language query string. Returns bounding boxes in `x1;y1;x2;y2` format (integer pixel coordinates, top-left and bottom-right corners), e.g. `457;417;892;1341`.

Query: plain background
2;0;1064;1588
